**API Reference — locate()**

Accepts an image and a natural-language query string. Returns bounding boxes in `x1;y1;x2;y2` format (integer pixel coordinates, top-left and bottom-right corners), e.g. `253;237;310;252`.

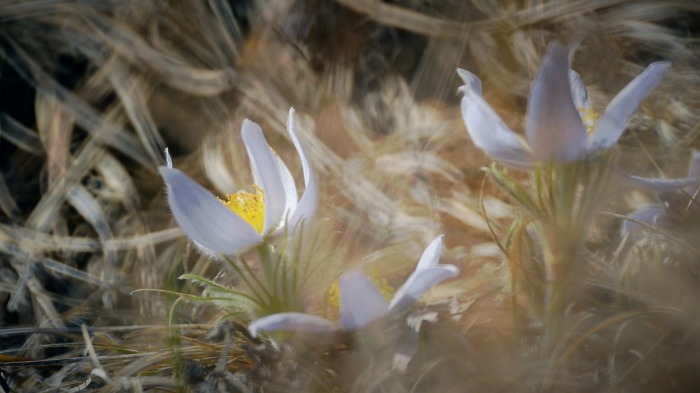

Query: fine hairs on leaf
485;164;542;214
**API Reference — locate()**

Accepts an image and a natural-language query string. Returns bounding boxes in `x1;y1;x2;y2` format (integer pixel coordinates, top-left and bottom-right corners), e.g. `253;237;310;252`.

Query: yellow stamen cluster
220;185;265;233
369;268;396;301
326;268;395;314
327;280;341;313
578;106;600;135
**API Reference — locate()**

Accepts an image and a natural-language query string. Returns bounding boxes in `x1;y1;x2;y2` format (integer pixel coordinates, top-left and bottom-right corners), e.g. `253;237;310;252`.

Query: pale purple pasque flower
248;236;460;336
457;42;671;167
622;151;700;235
159;108;317;256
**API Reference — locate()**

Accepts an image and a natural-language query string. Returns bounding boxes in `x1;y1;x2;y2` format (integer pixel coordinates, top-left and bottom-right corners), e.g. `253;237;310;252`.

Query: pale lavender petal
589;62;671;152
621;205;668;235
568;70;591;112
623;172;699;192
159;167;262;255
165;148;173;168
389;265;460;310
339;270;389;330
275;154;298;229
682;151;700;202
687;150;700;179
457;69;534;168
415;235;443;271
248;312;337;337
525;43;588;163
242;120;287;234
568;69;598;131
287;108;318;230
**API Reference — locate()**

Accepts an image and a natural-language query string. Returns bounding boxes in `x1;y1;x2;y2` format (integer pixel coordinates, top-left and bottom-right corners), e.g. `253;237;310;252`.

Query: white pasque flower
159;108;317;256
248;235;460;336
457;42;670;167
622;151;700;235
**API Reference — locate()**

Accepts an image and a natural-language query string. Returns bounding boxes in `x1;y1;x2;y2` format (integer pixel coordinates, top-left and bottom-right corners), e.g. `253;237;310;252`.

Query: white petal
159;167;262;255
457;69;534;168
568;69;591;111
568;69;599;131
339;270;389;330
241;120;287;234
275;154;298;229
683;150;700;196
525;43;588;163
623;172;699;192
621;205;668;235
248;312;337;337
415;235;443;271
164;148;173;168
287;108;318;230
589;61;671;152
389;265;460;310
687;150;700;179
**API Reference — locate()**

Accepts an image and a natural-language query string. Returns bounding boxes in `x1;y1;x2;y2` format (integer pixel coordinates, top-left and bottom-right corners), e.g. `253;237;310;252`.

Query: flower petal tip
248;313;338;337
416;235;444;270
164;148;173;168
526;40;588;163
650;61;671;72
456;68;481;94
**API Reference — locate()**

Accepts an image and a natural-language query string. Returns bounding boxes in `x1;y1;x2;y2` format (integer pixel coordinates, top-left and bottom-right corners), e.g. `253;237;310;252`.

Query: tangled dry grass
1;0;699;391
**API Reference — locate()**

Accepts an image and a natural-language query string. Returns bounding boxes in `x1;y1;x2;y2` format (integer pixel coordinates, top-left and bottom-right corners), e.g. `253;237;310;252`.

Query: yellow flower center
578;106;600;135
220;185;265;233
327;268;395;313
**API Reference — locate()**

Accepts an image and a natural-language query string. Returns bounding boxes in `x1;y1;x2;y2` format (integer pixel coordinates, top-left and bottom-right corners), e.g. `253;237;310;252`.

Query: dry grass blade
0;39;152;168
0;173;21;221
0;114;44;155
35;92;74;190
106;60;165;167
334;0;476;37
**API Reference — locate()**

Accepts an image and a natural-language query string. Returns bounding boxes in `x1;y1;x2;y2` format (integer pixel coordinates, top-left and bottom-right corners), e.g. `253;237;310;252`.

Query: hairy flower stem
257;242;282;311
258;242;274;289
542;232;580;354
540;163;588;355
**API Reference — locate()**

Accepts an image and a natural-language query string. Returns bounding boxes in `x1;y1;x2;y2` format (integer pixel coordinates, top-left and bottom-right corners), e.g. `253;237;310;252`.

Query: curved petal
568;69;598;131
687;150;700;179
457;69;534;168
241;120;287;235
525;43;588;163
622;172;699;192
248;312;338;337
682;150;700;198
621;205;668;235
339;270;389;330
389;265;460;310
568;70;591;111
416;235;443;271
589;61;671;152
159;167;262;255
286;108;318;230
275;154;298;230
165;148;173;168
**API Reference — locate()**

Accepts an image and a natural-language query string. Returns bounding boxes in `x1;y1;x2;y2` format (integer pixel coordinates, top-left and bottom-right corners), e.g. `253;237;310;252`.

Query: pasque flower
248;236;460;336
622;151;700;234
458;42;670;167
159;108;317;256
